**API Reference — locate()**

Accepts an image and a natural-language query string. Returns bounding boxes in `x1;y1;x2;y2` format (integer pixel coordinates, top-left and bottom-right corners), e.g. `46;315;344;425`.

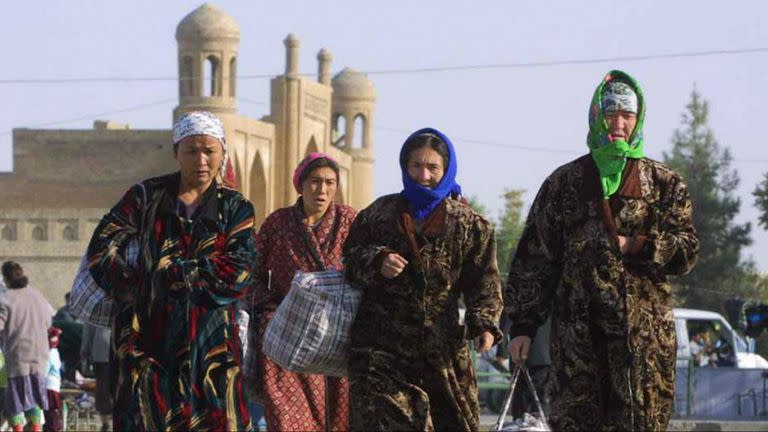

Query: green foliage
495;189;526;279
663;87;753;312
755;172;768;230
466;195;489;217
465;191;526;280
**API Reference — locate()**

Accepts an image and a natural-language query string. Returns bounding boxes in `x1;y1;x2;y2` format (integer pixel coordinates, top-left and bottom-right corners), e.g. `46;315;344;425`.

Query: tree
466;191;526;280
755;173;768;230
466;195;489;218
495;189;526;279
663;87;752;311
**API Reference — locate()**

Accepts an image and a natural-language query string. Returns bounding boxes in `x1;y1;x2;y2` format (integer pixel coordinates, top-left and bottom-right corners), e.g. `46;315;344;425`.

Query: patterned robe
246;199;356;432
343;194;503;432
87;173;255;431
506;156;700;431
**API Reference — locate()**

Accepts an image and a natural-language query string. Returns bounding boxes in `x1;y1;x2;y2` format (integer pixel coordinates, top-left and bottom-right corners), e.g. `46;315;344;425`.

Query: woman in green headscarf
505;70;700;431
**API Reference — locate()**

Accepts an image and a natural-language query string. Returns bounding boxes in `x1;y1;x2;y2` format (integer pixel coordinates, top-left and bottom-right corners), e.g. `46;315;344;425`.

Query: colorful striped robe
87;173;255;431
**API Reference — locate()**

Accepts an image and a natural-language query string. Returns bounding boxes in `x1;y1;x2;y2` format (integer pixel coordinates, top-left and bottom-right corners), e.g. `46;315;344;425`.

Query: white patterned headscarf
173;111;226;150
173;111;236;186
601;81;638;114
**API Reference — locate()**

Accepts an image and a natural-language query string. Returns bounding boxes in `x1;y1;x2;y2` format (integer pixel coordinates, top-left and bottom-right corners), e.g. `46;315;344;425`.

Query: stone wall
0;128;177;209
0;208;107;307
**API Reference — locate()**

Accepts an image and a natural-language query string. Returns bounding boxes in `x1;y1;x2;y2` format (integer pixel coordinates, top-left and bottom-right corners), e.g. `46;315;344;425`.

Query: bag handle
492;364;548;432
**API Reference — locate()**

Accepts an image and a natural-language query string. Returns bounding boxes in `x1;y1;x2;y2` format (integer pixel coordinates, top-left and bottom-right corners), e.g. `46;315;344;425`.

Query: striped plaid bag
263;270;361;377
69;238;139;327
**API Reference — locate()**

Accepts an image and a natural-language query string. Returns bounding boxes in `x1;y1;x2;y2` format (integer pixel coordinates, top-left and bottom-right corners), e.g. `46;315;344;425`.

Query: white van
673;307;768;369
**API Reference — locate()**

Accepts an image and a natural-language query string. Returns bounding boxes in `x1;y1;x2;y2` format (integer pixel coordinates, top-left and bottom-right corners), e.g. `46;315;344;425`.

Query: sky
1;1;767;271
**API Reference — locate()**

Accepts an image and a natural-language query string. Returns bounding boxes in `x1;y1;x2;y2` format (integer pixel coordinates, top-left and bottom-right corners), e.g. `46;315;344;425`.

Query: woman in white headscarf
87;111;257;431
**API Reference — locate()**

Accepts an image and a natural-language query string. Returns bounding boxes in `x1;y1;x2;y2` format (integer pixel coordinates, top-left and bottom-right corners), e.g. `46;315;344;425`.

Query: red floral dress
245;199;356;431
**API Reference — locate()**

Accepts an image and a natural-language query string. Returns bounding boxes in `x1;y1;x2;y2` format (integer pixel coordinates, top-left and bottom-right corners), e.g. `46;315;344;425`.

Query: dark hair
2;261;28;289
299;157;340;186
690;327;707;338
399;133;449;169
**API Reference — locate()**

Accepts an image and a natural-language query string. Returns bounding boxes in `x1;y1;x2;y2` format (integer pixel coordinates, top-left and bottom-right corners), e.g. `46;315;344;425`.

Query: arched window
62;225;77;241
205;55;221;97
229;56;237;97
353;114;366;148
180;56;195;97
1;225;14;241
333;114;346;148
32;226;46;241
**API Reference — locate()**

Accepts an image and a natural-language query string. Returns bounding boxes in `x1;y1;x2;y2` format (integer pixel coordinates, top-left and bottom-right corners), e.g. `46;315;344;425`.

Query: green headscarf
587;70;646;197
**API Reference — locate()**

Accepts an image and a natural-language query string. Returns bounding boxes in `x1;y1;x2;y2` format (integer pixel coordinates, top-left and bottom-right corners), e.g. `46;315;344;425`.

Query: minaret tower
331;68;376;210
174;3;240;120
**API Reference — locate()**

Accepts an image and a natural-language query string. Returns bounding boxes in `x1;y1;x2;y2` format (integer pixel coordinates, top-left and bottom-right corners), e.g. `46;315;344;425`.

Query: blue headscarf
400;127;462;221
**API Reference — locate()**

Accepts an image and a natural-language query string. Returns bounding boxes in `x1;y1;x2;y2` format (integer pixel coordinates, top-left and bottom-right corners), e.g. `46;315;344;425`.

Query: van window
686;319;736;367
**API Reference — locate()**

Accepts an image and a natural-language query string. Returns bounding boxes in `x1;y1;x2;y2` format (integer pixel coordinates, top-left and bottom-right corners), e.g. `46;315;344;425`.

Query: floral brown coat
344;194;503;432
506;155;700;431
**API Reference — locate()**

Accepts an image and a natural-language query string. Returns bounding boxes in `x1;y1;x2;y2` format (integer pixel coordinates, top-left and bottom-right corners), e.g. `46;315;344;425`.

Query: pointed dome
176;3;240;41
332;68;376;100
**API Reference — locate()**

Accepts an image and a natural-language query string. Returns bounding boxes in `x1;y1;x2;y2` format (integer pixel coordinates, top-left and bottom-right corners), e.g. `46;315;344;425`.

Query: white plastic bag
492;365;552;432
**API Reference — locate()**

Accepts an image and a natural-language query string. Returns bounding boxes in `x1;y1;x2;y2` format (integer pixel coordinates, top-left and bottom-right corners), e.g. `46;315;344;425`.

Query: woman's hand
380;253;408;279
618;235;633;255
475;331;494;353
508;335;532;364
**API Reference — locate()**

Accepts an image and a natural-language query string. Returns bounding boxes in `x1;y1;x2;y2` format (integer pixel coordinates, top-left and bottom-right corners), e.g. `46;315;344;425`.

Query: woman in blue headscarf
343;128;503;431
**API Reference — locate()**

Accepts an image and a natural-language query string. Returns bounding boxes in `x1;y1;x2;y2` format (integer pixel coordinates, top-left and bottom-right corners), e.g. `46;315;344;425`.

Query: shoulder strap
292;211;327;271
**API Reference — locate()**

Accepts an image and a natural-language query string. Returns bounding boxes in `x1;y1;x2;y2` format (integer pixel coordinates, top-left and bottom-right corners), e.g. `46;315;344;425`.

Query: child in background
43;328;62;432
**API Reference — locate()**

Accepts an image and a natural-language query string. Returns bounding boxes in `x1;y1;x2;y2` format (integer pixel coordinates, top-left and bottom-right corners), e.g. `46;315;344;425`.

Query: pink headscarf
293;152;337;194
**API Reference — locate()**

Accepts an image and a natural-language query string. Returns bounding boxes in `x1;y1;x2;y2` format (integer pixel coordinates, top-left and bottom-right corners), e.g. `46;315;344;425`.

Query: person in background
53;293;77;323
0;262;51;432
80;323;112;431
53;293;82;382
689;327;718;368
43;327;63;432
235;302;264;431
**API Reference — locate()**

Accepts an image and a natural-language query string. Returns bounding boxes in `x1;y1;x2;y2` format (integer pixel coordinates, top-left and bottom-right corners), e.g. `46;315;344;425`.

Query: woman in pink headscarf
244;153;356;431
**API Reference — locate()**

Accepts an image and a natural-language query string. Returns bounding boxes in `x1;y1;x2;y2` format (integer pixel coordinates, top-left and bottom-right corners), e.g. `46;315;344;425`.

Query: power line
363;47;768;75
377;126;768;164
377;126;578;154
0;97;765;165
0;98;175;137
1;47;768;85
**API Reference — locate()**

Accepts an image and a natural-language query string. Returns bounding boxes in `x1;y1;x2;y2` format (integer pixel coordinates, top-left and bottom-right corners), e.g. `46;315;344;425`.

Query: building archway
304;136;319;158
32;226;46;241
62;225;77;241
227;150;245;194
250;152;268;223
333;114;346;148
353;114;366;148
1;225;14;241
205;55;221;97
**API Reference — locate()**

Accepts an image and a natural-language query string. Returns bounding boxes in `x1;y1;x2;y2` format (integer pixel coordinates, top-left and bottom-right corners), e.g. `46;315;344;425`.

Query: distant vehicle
673;307;768;369
473;306;768;414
